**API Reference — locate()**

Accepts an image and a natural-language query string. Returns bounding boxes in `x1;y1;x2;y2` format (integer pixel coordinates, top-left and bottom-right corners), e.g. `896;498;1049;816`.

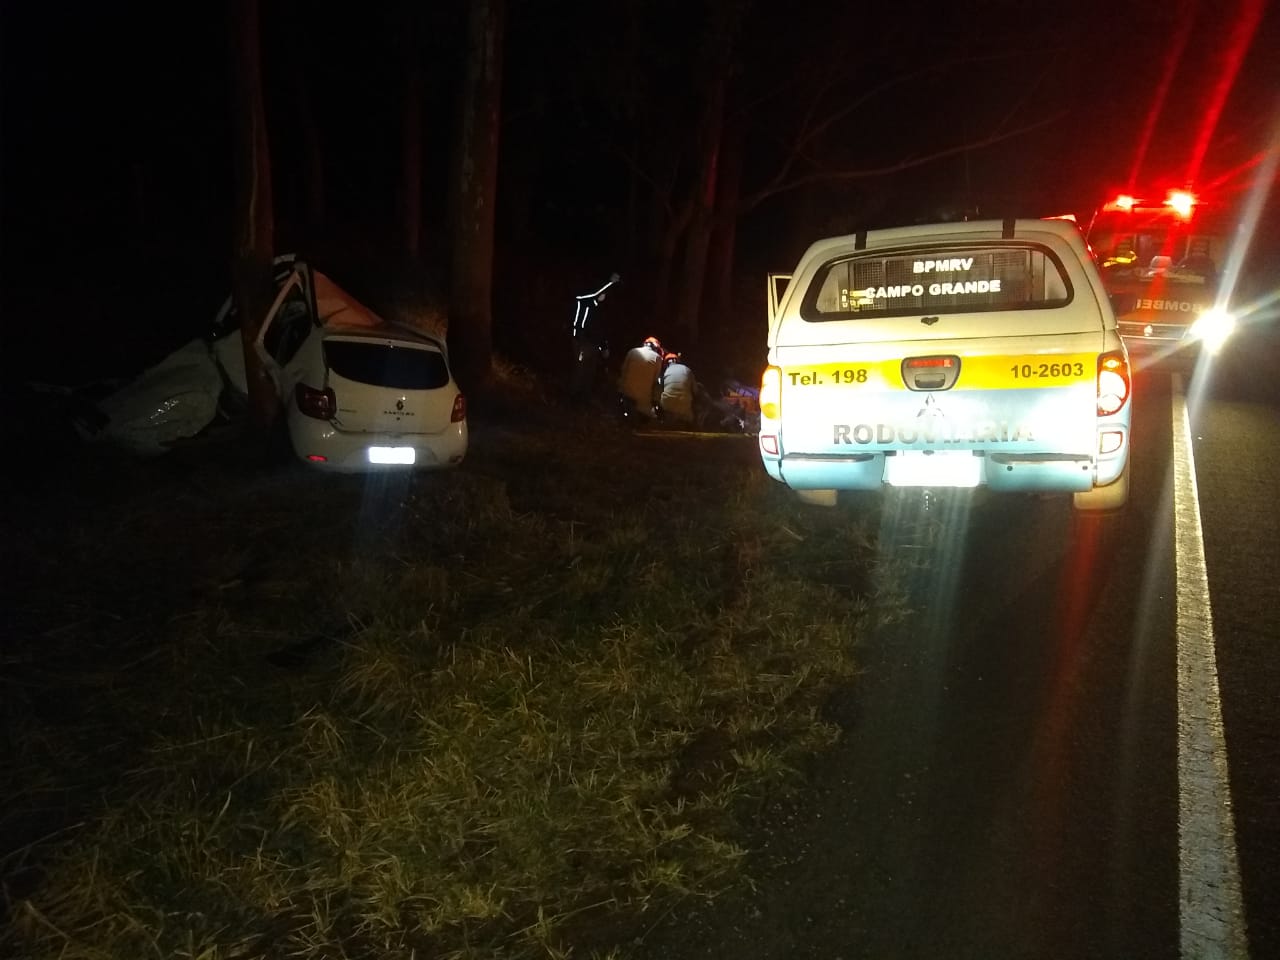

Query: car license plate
368;446;415;465
885;451;980;487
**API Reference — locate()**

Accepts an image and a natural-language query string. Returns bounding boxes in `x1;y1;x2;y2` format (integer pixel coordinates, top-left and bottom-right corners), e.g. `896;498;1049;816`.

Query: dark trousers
569;338;600;402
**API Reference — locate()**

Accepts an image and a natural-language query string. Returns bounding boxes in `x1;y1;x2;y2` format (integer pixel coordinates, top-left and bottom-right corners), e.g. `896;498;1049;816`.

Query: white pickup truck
758;218;1133;512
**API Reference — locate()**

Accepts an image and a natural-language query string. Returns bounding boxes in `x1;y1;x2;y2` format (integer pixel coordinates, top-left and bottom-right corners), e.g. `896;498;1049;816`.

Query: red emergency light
1101;189;1200;218
1165;190;1196;218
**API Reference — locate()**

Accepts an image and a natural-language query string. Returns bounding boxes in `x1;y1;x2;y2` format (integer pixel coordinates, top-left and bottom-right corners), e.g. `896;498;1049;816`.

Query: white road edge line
1172;372;1249;959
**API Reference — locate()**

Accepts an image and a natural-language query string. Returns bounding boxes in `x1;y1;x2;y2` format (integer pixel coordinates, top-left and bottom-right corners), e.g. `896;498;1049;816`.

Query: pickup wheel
1073;459;1129;512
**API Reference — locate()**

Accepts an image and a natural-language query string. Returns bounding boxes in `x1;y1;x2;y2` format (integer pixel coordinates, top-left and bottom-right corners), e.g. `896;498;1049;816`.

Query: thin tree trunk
652;221;680;331
671;7;734;342
229;0;278;435
281;0;323;230
131;162;147;238
295;64;325;229
402;56;423;258
676;166;717;342
448;0;504;388
705;102;744;338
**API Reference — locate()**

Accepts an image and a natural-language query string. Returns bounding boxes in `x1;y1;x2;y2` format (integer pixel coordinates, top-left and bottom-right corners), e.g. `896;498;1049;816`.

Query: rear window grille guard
803;243;1073;321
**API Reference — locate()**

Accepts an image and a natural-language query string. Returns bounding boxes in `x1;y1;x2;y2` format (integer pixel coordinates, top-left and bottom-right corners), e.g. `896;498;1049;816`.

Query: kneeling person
659;352;696;424
618;336;664;418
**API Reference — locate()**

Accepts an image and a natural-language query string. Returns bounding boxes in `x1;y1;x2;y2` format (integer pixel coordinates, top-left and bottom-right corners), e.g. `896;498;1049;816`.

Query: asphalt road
631;348;1280;960
1192;349;1280;960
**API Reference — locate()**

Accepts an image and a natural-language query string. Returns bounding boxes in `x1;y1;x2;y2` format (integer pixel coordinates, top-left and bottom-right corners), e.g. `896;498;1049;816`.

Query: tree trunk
671;6;735;342
229;0;278;435
676;178;716;342
294;62;325;229
401;54;423;258
651;220;680;333
705;102;744;338
131;161;147;238
448;0;505;390
281;0;323;230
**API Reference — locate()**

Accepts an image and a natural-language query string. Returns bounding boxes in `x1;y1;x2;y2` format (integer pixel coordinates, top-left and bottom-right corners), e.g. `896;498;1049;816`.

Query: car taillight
295;382;336;420
450;393;467;423
1096;351;1130;416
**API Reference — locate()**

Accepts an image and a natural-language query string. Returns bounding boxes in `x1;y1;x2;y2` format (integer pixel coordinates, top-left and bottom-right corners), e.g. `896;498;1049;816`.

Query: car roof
315;272;386;330
313;271;447;352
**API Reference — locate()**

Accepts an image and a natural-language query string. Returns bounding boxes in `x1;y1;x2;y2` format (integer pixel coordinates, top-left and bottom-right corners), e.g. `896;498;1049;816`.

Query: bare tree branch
801;51;1042;149
737;112;1067;215
745;48;1065;213
612;143;680;223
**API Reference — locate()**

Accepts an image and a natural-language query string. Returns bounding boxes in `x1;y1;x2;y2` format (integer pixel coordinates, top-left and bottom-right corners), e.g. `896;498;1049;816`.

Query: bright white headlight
1190;309;1237;354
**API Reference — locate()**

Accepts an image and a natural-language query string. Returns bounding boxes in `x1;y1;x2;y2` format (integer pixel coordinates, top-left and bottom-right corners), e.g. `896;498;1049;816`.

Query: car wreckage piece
73;338;226;456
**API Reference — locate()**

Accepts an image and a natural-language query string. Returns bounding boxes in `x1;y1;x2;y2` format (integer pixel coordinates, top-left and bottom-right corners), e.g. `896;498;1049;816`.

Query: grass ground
0;380;906;959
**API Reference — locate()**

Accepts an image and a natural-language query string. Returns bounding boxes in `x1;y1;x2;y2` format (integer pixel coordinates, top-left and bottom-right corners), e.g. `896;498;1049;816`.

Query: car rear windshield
324;339;450;389
802;243;1073;320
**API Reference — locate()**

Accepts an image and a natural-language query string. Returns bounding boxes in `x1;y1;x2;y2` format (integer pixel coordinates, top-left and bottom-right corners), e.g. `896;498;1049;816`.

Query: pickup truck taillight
760;366;782;421
759;366;782;456
295;382;336;420
1096;351;1130;416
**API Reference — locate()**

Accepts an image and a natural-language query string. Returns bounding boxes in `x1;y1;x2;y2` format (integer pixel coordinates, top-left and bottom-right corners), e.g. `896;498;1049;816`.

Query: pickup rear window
324;339;450;389
802;243;1073;320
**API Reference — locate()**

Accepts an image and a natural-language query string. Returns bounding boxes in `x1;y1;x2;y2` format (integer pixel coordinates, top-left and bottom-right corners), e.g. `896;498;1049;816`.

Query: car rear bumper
1119;321;1203;363
289;422;468;472
762;442;1127;493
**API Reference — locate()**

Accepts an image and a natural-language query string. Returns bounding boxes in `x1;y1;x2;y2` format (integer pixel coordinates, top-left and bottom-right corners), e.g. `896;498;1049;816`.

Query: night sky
2;0;1277;383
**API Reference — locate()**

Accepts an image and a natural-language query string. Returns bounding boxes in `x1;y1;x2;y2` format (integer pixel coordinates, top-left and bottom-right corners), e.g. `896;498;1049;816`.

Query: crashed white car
213;260;467;471
78;257;467;472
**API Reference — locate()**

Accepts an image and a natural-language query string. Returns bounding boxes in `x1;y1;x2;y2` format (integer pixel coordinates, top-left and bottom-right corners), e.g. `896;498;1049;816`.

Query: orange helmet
663;352;680;364
643;336;663;352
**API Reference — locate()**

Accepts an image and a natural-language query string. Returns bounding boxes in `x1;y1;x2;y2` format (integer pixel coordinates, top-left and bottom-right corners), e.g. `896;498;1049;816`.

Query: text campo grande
852;257;1003;301
855;278;1003;301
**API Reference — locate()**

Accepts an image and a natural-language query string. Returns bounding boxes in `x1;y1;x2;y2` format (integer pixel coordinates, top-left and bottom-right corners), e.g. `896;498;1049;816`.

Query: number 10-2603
1010;361;1085;379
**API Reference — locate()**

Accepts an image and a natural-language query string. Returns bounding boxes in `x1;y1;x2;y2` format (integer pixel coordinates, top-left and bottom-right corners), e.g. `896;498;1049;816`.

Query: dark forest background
2;0;1277;390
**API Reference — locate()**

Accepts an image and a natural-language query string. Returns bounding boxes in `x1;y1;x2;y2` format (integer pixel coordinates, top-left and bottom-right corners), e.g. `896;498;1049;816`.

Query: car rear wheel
1073;458;1129;512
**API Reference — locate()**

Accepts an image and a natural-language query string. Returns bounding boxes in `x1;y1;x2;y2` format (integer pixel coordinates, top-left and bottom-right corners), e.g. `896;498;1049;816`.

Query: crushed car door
254;263;320;399
210;253;301;340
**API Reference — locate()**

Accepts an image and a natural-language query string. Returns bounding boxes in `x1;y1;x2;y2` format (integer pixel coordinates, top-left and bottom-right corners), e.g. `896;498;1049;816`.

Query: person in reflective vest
658;352;696;424
617;336;664;418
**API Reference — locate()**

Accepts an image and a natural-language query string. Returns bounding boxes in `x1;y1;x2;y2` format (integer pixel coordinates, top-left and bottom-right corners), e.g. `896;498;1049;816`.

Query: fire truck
1083;189;1237;360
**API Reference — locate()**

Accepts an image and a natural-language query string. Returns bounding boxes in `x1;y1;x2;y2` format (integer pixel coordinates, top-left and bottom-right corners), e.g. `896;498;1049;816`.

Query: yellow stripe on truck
782;353;1096;391
955;353;1095;389
780;360;902;390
